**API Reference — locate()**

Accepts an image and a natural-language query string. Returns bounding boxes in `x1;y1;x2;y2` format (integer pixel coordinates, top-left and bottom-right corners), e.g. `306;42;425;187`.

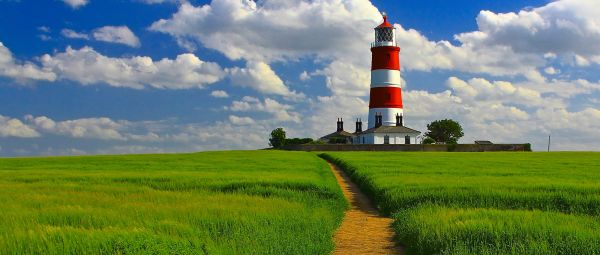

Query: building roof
319;130;355;140
360;125;421;134
377;14;393;28
475;140;493;145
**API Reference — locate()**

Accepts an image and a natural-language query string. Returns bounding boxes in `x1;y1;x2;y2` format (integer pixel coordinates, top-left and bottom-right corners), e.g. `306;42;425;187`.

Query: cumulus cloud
0;115;40;138
458;1;600;64
149;0;381;63
228;61;302;98
40;46;225;89
27;115;126;140
314;60;371;97
61;0;88;9
147;0;554;80
227;96;300;123
299;71;311;81
0;42;56;82
61;28;90;40
20;115;163;142
93;26;141;48
446;77;544;107
228;115;255;125
401;76;600;150
210;90;229;98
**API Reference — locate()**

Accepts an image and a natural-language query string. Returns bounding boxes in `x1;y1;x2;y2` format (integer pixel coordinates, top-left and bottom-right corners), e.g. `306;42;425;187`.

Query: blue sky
0;0;599;156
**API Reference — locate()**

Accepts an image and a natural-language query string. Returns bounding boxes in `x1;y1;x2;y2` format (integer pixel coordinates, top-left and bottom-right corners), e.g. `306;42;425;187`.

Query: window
384;135;390;144
405;136;410;145
376;28;393;42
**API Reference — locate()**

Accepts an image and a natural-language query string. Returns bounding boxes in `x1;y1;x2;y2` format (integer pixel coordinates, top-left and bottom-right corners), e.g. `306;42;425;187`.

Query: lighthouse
319;12;420;145
368;13;403;128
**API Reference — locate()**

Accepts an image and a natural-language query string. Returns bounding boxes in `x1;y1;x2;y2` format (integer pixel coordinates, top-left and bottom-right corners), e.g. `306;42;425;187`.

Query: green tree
269;128;287;148
425;119;464;144
423;137;436;144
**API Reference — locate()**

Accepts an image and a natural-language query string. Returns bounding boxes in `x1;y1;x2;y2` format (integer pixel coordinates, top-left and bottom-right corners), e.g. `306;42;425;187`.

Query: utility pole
547;134;551;152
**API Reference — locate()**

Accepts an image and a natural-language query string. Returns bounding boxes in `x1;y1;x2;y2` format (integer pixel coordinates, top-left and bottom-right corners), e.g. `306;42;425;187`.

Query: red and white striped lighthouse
368;13;403;128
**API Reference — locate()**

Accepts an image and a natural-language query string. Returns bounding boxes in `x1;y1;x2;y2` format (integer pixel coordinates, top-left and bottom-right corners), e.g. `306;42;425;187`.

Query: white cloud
458;1;600;64
61;29;90;40
62;0;89;9
40;46;225;89
314;60;371;97
21;115;163;142
93;26;141;48
0;115;40;138
228;61;303;98
228;115;256;125
167;121;269;150
210;90;229;98
227;96;300;123
446;77;544;107
149;0;381;63
27;115;126;140
544;66;558;75
37;26;51;33
400;76;600;150
147;0;549;80
0;42;56;82
299;71;311;81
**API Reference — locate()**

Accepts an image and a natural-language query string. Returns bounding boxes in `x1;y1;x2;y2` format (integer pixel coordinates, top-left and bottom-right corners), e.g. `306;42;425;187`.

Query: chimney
355;118;363;133
375;113;383;127
337;118;344;132
396;113;403;126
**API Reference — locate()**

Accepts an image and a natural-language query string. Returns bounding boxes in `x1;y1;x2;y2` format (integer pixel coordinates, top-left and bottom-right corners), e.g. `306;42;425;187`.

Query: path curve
327;162;405;255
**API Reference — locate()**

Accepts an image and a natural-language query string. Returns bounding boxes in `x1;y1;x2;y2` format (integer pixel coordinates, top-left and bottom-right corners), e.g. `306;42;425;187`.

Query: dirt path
327;162;405;255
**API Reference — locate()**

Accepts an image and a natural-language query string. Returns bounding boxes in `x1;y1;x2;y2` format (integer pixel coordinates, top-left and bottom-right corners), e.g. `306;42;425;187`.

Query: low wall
280;144;530;152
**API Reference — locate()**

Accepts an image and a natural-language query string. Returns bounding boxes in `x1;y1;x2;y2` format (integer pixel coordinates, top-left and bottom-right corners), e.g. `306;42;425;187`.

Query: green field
322;152;600;255
0;151;346;254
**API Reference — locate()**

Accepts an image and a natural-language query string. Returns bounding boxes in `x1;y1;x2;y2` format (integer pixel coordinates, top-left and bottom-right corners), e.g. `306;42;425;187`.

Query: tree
423;137;436;144
269;128;287;148
425;119;464;144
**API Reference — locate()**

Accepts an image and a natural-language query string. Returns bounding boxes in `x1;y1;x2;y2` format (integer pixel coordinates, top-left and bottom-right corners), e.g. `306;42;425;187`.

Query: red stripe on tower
371;46;400;70
369;87;403;108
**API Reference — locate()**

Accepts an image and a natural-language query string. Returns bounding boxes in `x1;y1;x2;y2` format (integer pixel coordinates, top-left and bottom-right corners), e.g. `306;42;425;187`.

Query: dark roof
475;141;493;145
360;125;421;134
319;130;355;140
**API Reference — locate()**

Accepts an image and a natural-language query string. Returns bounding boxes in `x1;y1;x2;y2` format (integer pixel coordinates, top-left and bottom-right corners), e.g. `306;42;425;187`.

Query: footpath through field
326;161;404;255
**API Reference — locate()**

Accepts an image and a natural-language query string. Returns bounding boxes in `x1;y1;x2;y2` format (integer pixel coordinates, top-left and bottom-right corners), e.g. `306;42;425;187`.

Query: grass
321;152;600;255
0;151;346;254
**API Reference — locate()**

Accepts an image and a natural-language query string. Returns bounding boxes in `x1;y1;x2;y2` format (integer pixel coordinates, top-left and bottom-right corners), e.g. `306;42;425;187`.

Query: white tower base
368;108;404;129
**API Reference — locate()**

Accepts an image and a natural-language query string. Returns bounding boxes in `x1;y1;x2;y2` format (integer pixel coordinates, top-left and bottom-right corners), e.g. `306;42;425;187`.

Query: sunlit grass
0;151;346;254
322;152;600;255
396;205;600;255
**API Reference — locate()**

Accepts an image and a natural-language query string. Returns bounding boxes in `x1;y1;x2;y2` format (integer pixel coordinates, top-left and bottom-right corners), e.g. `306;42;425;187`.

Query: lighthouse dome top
377;12;393;28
